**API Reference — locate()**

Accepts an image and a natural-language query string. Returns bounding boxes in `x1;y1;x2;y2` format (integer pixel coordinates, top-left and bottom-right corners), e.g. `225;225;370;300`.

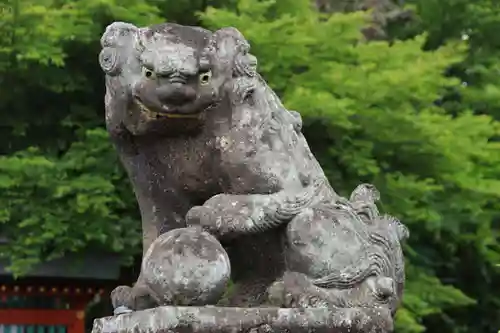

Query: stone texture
92;306;393;333
97;20;409;333
142;227;231;306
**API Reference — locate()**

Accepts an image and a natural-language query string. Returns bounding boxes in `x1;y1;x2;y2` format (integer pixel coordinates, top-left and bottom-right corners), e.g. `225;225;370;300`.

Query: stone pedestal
92;306;393;333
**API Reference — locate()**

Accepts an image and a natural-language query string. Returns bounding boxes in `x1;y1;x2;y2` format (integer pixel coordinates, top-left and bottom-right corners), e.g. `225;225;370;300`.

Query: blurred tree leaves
0;0;161;273
0;128;141;275
0;0;163;152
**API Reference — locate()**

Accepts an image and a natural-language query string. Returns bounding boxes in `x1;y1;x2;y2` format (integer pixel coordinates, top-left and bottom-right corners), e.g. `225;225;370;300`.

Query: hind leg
269;205;397;310
284;206;367;280
268;271;396;309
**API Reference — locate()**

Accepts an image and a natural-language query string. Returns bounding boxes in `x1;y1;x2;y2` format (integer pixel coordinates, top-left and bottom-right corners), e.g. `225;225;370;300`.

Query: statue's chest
216;122;310;194
136;137;219;194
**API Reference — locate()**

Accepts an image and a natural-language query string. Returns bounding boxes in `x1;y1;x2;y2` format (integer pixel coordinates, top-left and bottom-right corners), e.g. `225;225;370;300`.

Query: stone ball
142;227;231;306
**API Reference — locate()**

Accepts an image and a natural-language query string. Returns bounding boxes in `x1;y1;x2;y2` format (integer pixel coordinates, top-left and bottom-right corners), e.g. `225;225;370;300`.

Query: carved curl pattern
270;184;409;314
99;47;121;76
98;22;141;76
203;27;257;79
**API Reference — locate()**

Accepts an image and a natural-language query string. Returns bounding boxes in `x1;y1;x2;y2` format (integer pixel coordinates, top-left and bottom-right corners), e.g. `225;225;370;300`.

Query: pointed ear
99;22;139;76
203;27;257;78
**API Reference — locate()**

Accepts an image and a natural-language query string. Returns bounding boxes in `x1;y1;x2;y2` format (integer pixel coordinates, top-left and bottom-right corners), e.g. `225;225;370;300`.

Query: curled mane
310;185;408;290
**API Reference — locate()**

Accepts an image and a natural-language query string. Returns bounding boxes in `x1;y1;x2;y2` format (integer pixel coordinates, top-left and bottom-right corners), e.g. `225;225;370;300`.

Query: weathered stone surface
97;20;409;332
92;306;393;333
142;227;231;306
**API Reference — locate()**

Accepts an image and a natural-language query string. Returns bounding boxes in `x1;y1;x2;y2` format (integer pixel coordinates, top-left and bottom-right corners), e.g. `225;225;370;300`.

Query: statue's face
130;27;219;121
100;23;250;135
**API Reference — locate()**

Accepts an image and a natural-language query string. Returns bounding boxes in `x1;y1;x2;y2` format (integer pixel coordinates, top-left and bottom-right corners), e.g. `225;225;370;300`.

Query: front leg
185;179;327;238
111;187;192;313
110;283;158;315
110;218;159;314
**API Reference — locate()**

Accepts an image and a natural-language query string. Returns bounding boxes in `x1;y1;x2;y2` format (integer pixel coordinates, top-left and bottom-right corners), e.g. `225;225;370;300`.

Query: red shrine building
0;250;124;333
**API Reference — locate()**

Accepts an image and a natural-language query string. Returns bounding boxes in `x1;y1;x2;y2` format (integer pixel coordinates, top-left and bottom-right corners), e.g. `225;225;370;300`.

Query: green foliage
0;0;163;274
0;129;140;276
396;0;500;330
1;0;499;332
405;0;500;120
0;0;162;152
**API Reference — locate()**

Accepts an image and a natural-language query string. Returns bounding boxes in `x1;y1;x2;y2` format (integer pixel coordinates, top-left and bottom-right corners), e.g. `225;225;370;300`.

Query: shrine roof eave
0;249;122;281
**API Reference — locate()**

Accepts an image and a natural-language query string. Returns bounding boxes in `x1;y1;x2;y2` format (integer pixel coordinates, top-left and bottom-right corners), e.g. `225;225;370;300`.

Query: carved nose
156;84;196;106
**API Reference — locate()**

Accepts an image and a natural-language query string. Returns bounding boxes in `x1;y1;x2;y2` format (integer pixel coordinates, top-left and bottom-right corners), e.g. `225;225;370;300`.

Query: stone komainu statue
98;21;409;328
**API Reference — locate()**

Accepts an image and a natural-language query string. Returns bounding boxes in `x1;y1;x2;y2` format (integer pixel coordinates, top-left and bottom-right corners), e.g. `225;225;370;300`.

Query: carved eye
199;70;212;85
142;67;156;79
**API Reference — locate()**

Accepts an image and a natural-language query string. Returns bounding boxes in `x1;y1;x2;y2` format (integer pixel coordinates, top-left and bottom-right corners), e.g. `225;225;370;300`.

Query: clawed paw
186;206;220;235
186;205;248;239
267;273;330;308
110;285;133;313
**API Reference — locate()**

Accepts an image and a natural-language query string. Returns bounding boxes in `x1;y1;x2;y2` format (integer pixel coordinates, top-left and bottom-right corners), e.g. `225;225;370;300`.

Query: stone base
92;306;394;333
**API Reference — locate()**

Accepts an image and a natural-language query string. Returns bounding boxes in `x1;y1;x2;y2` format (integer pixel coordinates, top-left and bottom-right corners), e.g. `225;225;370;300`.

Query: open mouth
134;97;202;119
